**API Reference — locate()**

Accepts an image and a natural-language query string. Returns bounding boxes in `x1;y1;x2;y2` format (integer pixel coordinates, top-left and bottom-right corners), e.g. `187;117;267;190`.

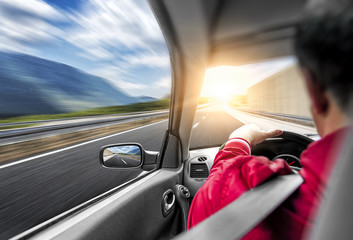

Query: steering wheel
279;131;314;145
252;131;314;171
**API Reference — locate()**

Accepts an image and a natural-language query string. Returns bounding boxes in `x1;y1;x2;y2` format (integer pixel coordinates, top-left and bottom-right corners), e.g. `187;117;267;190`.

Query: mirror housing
99;143;159;170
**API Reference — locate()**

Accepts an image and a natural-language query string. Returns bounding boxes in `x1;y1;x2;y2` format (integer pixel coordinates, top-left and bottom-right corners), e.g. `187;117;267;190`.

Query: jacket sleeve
187;138;292;231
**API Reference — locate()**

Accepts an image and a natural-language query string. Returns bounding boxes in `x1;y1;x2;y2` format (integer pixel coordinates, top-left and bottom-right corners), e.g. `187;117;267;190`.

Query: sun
201;66;247;101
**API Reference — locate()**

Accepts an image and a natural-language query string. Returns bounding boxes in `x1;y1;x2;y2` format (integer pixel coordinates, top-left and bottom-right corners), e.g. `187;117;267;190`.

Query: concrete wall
247;65;311;118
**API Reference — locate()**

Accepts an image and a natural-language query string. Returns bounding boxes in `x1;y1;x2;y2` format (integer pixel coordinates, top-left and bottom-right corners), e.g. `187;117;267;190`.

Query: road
0;104;316;239
104;154;141;167
0;121;167;239
190;103;316;149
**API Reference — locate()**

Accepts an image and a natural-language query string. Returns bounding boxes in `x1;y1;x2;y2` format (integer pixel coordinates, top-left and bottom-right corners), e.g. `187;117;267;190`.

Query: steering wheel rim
274;131;314;171
279;131;314;146
251;131;314;171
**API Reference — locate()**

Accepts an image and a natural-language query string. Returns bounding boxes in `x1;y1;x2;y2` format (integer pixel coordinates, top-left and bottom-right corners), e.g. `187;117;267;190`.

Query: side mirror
99;143;158;170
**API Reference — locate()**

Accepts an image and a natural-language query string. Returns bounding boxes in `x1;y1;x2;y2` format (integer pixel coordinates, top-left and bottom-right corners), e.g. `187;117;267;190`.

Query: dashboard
184;147;219;197
184;135;314;197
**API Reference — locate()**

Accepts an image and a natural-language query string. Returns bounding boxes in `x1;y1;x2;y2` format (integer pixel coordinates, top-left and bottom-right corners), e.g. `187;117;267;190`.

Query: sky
0;0;171;98
0;0;295;99
109;145;140;155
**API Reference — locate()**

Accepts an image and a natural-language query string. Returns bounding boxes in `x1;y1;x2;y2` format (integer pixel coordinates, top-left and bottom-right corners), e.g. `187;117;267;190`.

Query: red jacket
187;129;347;239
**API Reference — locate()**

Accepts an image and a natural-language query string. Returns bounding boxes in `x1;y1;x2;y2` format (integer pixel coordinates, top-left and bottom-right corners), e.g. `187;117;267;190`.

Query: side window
0;1;170;239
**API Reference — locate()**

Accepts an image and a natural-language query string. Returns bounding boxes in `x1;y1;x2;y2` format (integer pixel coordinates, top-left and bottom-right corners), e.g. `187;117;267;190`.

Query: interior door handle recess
162;189;175;216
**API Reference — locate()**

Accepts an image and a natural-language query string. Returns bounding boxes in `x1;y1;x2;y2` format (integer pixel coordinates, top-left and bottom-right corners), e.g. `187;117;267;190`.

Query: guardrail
0;109;169;127
0;103;212;141
0;111;168;139
234;108;314;127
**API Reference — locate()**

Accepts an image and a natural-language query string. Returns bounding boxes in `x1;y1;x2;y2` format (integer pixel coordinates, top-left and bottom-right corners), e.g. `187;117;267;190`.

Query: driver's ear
301;67;328;115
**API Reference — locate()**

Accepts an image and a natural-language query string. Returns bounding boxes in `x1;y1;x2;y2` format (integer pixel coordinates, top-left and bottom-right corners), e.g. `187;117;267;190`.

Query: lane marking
120;159;127;165
0;120;168;170
223;105;246;124
192;122;200;128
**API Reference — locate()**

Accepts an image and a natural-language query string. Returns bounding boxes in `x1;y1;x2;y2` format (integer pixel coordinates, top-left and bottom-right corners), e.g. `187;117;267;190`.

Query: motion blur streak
0;0;171;100
0;120;167;239
0;120;167;170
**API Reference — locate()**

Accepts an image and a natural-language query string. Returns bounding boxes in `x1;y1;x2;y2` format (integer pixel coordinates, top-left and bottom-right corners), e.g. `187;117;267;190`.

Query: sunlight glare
201;66;247;100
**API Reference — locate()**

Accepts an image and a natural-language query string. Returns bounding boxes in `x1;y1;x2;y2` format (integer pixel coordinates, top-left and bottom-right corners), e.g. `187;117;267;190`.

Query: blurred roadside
0;99;171;164
0;115;168;164
0;99;170;126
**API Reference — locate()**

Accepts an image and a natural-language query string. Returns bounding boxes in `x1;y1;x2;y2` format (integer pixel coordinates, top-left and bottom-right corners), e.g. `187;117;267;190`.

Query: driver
187;0;353;239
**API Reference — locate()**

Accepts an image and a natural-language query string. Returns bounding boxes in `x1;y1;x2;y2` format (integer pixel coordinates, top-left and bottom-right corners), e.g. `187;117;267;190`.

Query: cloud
124;52;170;68
0;0;167;62
115;80;147;91
65;0;165;60
1;0;65;20
90;64;129;83
0;0;66;52
90;64;147;90
0;15;62;42
78;47;116;61
154;77;171;89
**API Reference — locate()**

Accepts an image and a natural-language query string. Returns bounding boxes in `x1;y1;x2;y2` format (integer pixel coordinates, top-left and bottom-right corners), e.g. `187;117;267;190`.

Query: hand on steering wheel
229;124;283;146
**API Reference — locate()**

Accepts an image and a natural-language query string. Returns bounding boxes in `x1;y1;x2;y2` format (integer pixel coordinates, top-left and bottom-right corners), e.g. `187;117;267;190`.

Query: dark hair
294;0;353;112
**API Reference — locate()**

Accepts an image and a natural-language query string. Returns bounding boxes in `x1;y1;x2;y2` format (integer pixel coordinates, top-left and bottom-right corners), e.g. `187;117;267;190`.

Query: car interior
12;0;353;239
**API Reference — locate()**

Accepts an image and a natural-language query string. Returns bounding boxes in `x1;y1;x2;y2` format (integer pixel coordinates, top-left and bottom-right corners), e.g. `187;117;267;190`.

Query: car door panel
28;169;183;240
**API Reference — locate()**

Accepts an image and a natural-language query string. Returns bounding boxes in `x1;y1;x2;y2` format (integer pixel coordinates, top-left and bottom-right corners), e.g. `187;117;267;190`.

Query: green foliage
0;124;36;130
0;99;170;124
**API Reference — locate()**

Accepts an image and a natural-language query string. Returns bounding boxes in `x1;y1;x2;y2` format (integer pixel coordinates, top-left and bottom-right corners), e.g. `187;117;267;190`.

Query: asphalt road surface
0;104;316;239
0;121;168;239
190;104;316;149
190;105;245;148
104;154;141;167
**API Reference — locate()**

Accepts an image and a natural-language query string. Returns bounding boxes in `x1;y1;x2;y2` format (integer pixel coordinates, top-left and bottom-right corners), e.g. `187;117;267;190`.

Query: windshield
190;57;318;149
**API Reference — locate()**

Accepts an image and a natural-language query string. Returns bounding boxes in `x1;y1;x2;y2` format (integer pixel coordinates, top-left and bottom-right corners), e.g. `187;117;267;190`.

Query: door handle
162;189;175;216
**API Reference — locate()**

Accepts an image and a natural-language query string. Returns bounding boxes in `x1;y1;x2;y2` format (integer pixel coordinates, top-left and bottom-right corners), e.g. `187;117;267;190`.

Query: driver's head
294;0;353;136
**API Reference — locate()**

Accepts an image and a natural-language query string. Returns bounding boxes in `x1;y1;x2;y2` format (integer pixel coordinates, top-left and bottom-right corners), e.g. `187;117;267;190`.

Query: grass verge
0;124;37;131
0;115;168;164
0;99;170;124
